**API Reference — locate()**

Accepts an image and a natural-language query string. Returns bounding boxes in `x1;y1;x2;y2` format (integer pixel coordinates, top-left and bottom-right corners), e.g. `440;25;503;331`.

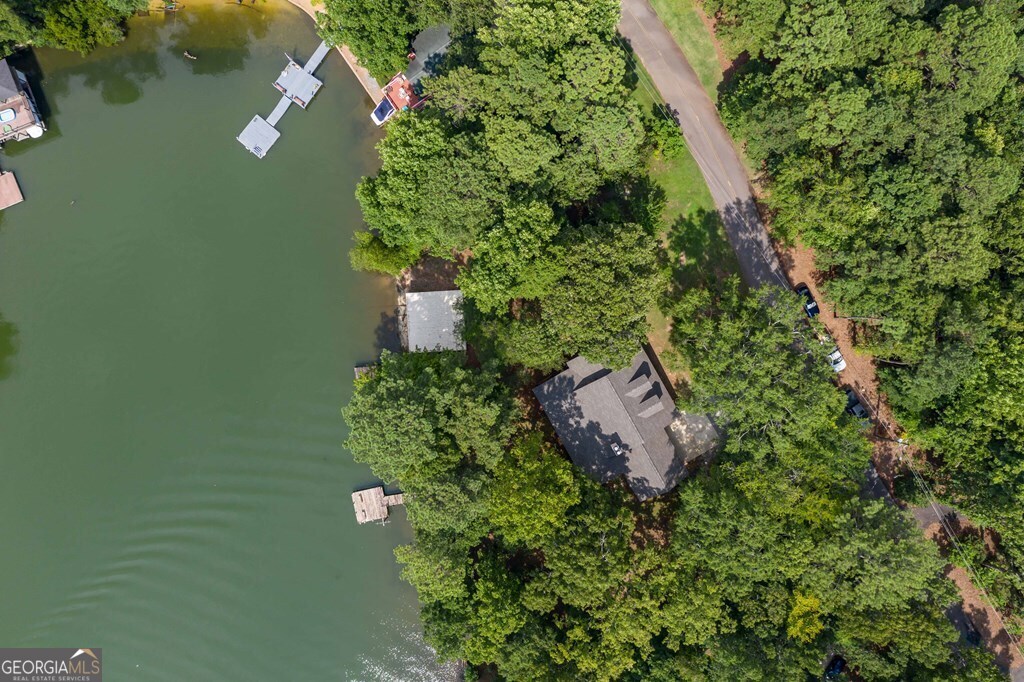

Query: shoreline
147;0;380;101
280;0;381;101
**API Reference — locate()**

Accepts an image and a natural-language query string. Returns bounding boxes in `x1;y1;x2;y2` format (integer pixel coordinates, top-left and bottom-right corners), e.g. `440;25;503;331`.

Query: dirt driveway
777;240;1024;676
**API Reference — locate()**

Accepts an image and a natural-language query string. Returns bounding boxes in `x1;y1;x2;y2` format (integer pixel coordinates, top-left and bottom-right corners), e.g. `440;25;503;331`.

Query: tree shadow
37;15;167;107
373;309;402;355
167;3;270;77
944;564;1021;674
719;50;750;87
716;52;762;106
617;35;640;93
718;196;789;289
666;207;741;291
0;312;19;381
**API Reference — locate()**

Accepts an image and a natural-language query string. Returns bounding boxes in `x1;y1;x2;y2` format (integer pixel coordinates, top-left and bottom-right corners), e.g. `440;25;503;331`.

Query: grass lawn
647;0;723;101
628;58;739;388
630;57;739;290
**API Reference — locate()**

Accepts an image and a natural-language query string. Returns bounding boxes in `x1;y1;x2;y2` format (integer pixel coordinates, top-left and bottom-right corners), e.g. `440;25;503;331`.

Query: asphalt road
618;0;788;291
619;2;1024;675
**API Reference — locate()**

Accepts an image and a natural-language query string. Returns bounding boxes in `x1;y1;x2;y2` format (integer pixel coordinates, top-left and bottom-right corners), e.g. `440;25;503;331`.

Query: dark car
824;655;846;680
796;284;820;317
845;388;868;419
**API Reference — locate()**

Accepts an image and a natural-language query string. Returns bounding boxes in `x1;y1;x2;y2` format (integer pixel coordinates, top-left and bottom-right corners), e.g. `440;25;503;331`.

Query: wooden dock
351;486;405;524
353;364;375;380
0;171;24;210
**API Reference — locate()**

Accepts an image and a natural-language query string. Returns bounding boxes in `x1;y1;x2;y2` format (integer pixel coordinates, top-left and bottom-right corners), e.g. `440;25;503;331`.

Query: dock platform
0;171;24;210
352;486;405;524
238;40;331;159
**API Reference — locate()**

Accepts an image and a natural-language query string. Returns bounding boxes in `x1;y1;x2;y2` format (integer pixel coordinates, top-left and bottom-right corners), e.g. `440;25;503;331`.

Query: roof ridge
602;375;667;490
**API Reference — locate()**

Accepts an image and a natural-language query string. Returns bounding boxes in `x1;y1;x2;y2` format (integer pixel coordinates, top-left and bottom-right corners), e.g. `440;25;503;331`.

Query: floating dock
0;171;24;210
352;486;404;524
237;40;331;159
353;364;375;380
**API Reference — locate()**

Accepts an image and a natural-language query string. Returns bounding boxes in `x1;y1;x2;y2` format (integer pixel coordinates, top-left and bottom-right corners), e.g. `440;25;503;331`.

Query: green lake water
0;3;451;679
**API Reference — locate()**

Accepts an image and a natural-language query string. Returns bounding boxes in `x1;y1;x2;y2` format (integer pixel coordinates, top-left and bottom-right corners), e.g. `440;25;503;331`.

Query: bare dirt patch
775;238;1024;677
399;254;463;293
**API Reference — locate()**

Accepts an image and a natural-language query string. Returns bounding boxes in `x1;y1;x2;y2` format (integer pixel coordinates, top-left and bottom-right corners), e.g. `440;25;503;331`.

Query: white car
827;347;846;373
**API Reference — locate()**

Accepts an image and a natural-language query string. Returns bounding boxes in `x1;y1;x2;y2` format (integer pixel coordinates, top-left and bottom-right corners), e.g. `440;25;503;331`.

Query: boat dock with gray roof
237;40;330;159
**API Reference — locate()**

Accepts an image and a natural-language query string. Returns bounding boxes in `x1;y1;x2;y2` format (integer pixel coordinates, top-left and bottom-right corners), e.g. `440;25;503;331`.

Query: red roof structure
382;73;421;111
370;73;425;126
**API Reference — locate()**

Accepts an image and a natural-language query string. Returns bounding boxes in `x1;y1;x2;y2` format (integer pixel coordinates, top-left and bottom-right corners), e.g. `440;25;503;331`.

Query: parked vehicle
824;655;846;680
845;389;868;418
828;347;846;372
795;283;819;317
370;97;396;125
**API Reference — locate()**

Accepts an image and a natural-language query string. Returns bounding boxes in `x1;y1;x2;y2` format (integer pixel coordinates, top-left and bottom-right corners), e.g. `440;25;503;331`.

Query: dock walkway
304;40;331;72
237;40;331;158
266;96;291;127
282;0;380;101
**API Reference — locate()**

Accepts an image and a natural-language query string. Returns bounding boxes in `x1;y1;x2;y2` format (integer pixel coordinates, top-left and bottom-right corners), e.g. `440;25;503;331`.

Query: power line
888;427;1024;661
612;35;678;125
613;20;1024;669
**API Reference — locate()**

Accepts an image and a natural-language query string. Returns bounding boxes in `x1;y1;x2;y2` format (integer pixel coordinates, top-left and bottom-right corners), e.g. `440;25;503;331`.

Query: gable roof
0;60;22;102
534;349;717;500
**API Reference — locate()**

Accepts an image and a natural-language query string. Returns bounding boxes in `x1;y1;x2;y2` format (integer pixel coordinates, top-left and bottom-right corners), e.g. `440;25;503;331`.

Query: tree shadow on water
37;21;165;107
167;4;271;77
373;309;402;355
0;312;19;381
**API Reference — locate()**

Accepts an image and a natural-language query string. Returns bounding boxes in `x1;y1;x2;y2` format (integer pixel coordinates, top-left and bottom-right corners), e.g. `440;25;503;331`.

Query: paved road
619;0;788;291
620;1;1024;677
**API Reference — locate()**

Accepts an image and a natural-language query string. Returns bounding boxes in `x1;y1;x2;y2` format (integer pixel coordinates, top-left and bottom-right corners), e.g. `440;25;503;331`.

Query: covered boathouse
0;58;45;145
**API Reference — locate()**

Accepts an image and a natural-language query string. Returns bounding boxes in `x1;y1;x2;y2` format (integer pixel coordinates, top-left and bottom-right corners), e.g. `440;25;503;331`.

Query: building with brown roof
0;59;44;145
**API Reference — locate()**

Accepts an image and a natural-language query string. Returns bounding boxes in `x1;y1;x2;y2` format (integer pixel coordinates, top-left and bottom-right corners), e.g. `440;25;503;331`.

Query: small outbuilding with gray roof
401;289;464;352
534;349;719;500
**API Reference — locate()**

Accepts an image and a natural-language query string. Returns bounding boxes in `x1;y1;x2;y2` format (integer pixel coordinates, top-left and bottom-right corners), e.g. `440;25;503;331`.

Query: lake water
0;3;450;679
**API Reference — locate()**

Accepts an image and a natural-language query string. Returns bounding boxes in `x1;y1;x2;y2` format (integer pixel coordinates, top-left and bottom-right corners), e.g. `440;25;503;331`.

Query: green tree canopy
709;0;1024;618
489;221;665;371
0;0;141;57
317;0;414;81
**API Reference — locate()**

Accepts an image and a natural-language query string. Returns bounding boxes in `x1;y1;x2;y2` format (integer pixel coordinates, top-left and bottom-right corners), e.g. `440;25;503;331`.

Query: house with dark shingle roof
534;349;719;500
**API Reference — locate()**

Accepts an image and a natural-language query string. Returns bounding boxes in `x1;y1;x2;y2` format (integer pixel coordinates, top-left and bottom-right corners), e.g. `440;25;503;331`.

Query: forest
707;0;1024;628
0;0;145;56
333;0;1018;679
